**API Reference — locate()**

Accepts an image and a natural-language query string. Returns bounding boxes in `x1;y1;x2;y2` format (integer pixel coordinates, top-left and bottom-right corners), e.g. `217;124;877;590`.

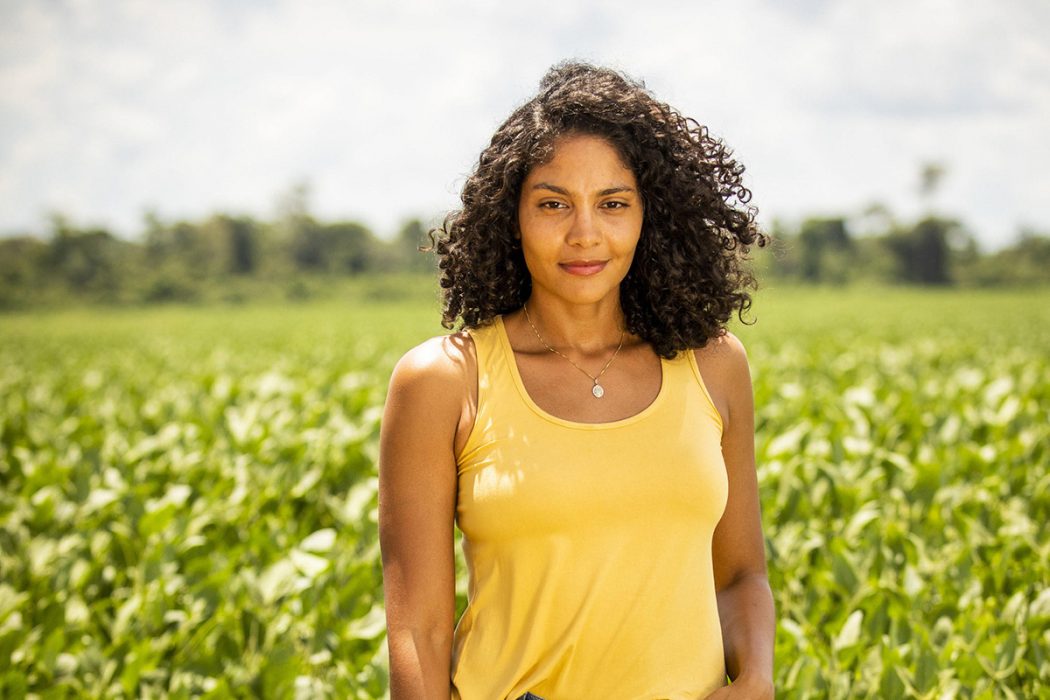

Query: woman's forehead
525;133;635;182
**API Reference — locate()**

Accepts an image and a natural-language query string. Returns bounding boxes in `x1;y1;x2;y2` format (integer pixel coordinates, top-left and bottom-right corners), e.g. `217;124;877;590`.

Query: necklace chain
522;303;625;399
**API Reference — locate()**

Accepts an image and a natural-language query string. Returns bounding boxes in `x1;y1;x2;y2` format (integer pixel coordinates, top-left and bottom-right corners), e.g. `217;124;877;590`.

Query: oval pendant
591;383;605;399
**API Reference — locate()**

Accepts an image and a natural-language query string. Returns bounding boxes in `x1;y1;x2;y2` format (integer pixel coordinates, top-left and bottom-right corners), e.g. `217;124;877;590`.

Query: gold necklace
522;303;625;399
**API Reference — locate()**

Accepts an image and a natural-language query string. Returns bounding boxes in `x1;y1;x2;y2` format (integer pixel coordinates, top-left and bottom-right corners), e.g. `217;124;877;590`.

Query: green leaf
299;528;337;553
257;559;300;605
832;609;864;653
347;605;387;641
289;549;329;579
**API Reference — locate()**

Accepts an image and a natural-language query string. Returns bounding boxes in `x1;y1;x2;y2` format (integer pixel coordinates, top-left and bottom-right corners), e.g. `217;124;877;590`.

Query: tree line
1;197;1047;310
0;200;437;309
761;163;1050;287
758;211;1050;287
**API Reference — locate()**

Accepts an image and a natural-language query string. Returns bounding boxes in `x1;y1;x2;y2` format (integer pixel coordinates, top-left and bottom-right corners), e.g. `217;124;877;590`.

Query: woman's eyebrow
531;183;637;196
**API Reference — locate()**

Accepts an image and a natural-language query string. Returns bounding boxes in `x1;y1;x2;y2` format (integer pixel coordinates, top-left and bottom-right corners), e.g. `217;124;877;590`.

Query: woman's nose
566;208;600;247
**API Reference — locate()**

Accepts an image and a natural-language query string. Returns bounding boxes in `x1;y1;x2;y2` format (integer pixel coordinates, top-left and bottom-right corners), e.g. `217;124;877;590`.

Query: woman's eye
603;201;628;209
539;201;565;209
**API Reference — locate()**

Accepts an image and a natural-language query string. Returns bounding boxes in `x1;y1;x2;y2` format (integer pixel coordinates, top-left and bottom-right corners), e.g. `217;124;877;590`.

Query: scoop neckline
494;315;669;430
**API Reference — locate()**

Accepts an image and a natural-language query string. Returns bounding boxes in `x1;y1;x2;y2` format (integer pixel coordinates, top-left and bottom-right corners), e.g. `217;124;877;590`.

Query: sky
1;0;1048;251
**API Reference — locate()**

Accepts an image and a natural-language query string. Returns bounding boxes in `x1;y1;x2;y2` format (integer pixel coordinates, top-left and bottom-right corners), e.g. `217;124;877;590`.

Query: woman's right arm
378;336;469;700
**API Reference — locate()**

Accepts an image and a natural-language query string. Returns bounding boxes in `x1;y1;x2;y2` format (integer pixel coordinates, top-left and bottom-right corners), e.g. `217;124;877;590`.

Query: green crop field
1;282;1048;699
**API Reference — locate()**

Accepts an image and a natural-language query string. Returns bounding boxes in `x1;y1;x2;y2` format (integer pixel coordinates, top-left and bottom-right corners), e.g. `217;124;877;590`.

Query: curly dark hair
433;60;766;358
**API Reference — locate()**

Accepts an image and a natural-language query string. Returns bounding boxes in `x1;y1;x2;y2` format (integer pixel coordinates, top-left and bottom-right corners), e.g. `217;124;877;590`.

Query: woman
379;61;774;699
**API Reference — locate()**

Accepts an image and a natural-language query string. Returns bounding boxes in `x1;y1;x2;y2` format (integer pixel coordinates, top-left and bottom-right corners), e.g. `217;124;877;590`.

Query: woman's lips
559;260;608;276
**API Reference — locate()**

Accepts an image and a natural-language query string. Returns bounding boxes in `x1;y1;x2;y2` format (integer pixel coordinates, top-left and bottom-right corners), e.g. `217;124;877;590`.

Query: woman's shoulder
691;330;749;371
390;331;476;394
689;331;752;429
387;332;480;453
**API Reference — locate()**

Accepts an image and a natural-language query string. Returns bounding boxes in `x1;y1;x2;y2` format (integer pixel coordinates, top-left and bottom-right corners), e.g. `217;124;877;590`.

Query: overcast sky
2;0;1048;250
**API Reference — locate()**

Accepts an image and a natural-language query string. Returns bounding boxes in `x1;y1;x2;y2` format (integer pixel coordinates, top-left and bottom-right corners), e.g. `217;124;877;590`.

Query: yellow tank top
451;316;729;700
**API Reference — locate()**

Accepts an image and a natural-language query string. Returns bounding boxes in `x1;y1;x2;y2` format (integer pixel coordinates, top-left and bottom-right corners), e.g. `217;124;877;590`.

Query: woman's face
517;133;643;309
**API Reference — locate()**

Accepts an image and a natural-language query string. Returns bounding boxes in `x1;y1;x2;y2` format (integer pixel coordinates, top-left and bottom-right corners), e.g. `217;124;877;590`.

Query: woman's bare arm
697;333;775;698
379;336;471;700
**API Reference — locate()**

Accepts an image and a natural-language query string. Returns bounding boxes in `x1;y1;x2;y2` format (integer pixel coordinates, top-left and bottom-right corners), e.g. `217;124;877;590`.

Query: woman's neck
519;293;625;354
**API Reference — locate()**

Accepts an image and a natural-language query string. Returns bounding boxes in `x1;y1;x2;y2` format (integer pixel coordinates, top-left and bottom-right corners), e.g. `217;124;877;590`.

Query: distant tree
0;236;48;307
224;216;257;275
141;212;263;284
43;214;129;296
797;217;853;284
289;220;327;271
178;221;224;279
0;236;45;287
884;216;958;285
289;220;381;274
142;209;168;265
201;214;259;275
325;221;378;274
959;229;1050;286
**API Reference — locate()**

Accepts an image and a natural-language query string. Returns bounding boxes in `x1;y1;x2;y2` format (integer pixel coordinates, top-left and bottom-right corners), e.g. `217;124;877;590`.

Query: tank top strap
464;317;500;383
678;346;725;433
458;318;522;468
466;316;518;402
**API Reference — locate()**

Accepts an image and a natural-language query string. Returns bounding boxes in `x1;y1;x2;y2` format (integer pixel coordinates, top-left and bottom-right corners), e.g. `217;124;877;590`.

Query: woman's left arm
698;333;775;699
